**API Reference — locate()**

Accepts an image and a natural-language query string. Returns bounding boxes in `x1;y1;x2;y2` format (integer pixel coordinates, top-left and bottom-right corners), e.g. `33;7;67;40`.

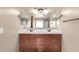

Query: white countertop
19;29;62;34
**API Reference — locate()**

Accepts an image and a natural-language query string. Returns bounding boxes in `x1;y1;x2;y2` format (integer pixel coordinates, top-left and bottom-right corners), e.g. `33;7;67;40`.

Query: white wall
62;20;79;52
61;8;79;52
0;8;19;52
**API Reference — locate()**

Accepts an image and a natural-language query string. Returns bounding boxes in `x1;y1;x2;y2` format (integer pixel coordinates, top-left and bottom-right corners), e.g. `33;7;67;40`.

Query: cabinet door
19;34;37;52
51;34;62;52
19;34;27;51
36;36;45;52
42;34;62;52
43;35;52;52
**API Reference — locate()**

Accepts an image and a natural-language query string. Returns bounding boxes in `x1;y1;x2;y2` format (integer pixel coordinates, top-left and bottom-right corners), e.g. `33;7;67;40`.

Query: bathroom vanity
19;33;62;52
18;8;62;52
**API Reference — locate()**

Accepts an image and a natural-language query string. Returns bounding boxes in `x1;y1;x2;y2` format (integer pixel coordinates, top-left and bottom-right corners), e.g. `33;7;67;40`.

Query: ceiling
0;7;79;21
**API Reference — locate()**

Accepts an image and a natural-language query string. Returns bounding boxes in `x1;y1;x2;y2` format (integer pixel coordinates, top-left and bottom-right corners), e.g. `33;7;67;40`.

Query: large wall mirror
35;18;50;29
19;16;61;29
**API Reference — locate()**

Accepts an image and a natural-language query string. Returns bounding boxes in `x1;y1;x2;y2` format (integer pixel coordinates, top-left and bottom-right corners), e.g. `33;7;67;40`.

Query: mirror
50;18;58;29
20;17;28;25
35;20;44;28
35;18;50;29
19;16;31;29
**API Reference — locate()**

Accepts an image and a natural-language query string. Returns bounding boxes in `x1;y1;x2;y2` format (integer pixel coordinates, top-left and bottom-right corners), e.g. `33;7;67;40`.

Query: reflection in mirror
19;15;31;29
35;18;50;29
44;20;49;28
50;18;57;29
35;20;44;28
18;8;62;32
20;16;28;25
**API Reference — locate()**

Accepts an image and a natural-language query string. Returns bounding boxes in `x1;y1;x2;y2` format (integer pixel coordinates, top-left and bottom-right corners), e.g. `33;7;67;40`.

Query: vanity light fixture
32;8;49;16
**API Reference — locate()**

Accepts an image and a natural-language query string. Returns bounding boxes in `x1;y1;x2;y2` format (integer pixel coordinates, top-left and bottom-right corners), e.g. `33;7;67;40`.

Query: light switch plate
0;28;4;33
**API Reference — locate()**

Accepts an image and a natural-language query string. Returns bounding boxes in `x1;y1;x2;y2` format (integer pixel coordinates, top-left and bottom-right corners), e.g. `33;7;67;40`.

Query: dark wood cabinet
19;34;62;52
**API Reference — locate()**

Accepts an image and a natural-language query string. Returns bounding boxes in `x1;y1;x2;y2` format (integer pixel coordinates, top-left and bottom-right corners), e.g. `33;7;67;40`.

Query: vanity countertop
19;29;62;34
